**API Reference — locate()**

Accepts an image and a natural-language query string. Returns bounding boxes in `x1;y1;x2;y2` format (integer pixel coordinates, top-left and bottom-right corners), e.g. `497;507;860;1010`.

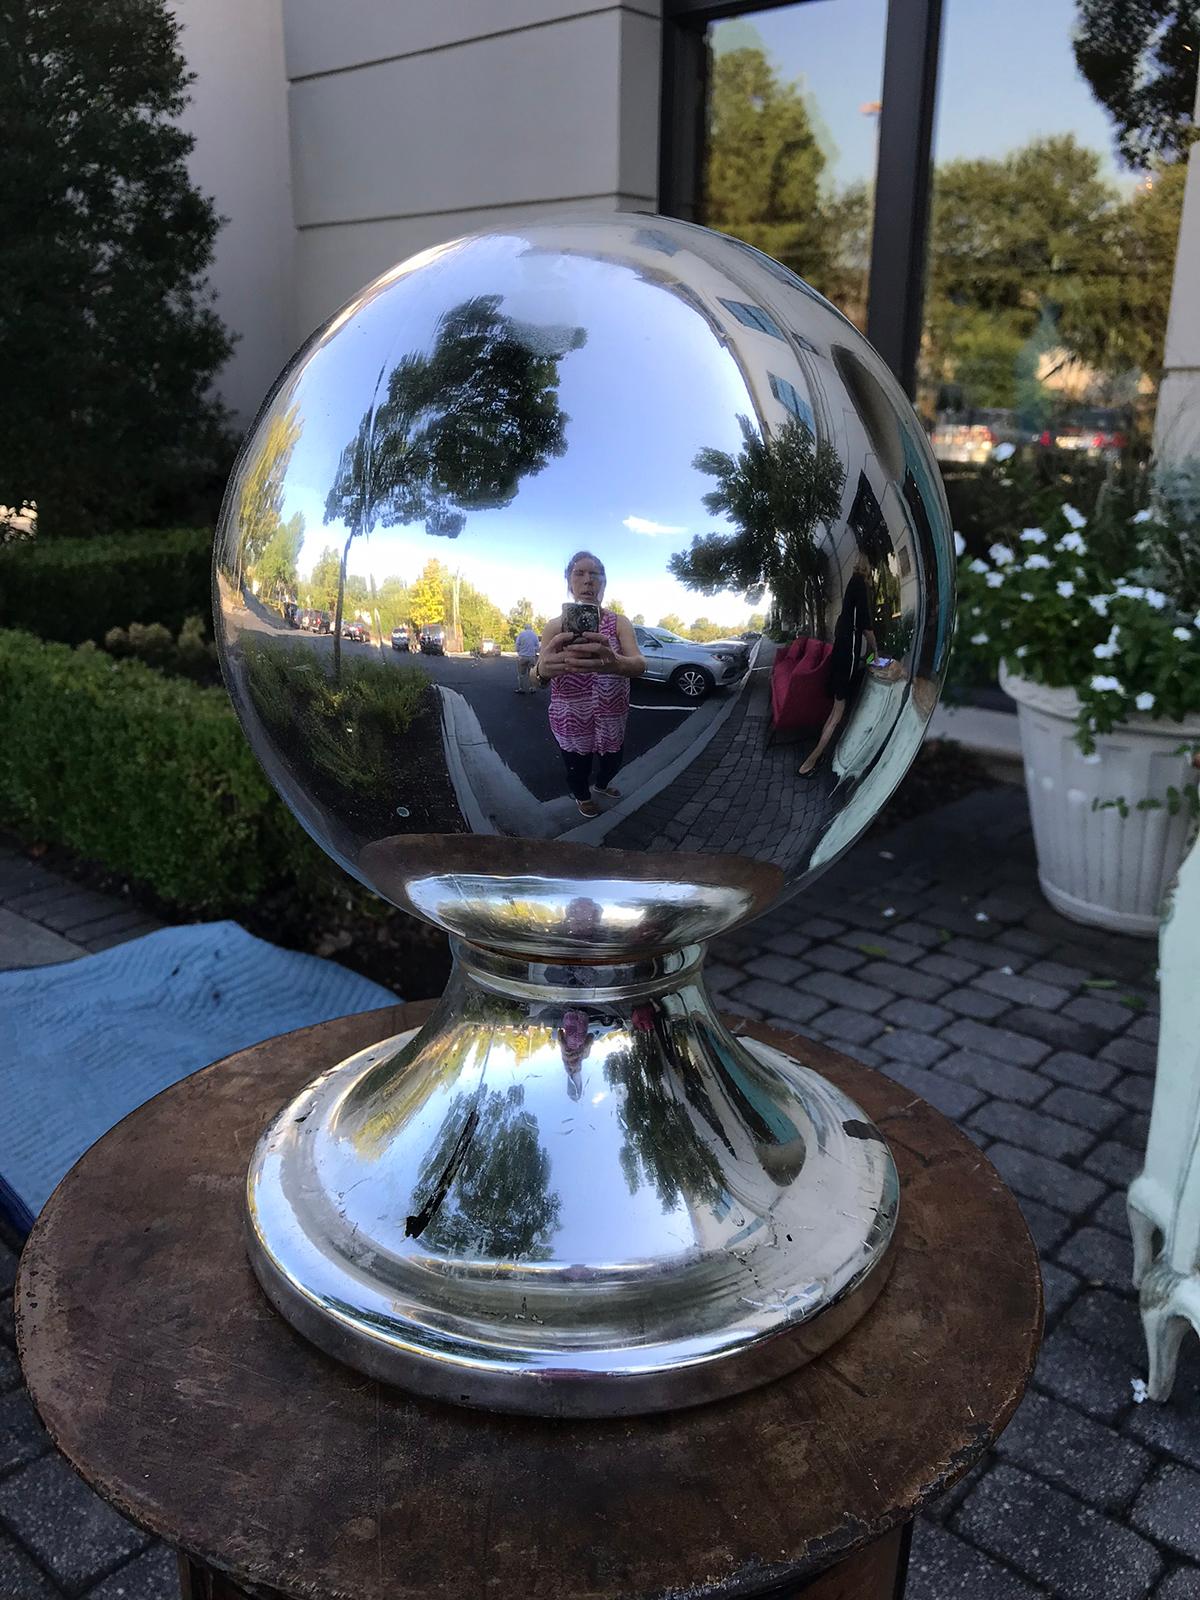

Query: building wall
282;0;663;339
172;0;296;425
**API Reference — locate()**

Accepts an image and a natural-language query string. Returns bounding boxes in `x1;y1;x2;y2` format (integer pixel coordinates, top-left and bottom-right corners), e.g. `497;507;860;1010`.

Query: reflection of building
173;2;942;423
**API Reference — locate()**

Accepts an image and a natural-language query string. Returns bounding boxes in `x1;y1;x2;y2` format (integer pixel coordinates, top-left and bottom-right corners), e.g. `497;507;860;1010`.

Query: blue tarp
0;921;396;1232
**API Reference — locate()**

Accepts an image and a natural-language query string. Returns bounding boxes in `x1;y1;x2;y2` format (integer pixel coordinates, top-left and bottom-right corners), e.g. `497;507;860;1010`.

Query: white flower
1091;675;1123;693
968;558;988;575
1062;504;1087;530
1090;595;1110;616
882;906;895;918
1136;692;1156;711
989;543;1015;566
1173;627;1191;642
1143;589;1168;610
970;632;989;645
1132;509;1153;525
954;531;966;557
985;571;1004;588
1025;553;1051;570
1094;641;1118;659
1058;531;1086;554
1020;528;1047;544
1056;581;1075;598
992;442;1016;462
1015;645;1029;657
974;911;990;923
1020;592;1034;602
1194;613;1200;630
1116;583;1146;601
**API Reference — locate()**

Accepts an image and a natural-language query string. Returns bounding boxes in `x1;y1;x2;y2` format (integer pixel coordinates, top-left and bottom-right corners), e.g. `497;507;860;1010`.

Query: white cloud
623;515;687;537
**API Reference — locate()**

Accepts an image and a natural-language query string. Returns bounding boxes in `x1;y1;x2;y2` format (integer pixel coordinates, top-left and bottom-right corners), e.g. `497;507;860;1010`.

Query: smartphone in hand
561;602;600;636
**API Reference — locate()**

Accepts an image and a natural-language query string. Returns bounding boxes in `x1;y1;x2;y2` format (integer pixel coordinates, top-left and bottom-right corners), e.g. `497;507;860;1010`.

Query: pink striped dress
548;610;631;755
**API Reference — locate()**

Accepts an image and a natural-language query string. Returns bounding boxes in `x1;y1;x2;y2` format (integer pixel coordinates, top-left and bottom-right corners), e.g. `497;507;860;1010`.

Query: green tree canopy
0;0;234;531
702;44;870;321
252;512;304;604
322;295;584;668
304;546;341;612
657;614;684;634
670;416;845;632
409;559;447;629
1074;0;1200;166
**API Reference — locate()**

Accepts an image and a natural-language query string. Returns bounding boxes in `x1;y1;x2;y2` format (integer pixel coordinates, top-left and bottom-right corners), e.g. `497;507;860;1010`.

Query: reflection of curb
437;687;564;837
560;666;760;845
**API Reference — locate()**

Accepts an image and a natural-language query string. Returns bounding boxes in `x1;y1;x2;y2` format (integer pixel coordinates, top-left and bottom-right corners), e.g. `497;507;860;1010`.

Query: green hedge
0;527;213;645
0;629;321;912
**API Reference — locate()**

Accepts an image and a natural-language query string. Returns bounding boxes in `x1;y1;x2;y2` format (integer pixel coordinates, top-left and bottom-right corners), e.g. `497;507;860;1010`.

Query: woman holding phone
536;550;645;817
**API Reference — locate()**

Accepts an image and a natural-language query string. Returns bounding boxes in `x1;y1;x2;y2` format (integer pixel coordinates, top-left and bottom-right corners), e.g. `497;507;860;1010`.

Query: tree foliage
703;47;871;323
322;295;584;668
1074;0;1200;166
0;0;235;532
670;416;845;631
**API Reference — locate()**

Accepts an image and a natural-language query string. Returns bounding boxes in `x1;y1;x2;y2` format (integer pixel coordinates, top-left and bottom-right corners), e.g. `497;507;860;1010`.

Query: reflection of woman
537;551;645;818
798;552;877;778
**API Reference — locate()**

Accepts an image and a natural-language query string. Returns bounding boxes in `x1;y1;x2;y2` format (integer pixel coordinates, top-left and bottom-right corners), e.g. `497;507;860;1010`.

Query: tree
253;512;304;605
0;0;234;532
607;597;626;615
1074;0;1199;165
234;406;303;590
702;45;871;322
507;598;535;633
657;614;684;634
670;415;845;633
323;295;584;673
632;613;645;626
304;546;342;613
409;559;447;629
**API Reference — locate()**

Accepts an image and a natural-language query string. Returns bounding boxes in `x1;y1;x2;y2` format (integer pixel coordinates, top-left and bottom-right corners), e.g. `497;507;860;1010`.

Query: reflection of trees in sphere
214;215;955;958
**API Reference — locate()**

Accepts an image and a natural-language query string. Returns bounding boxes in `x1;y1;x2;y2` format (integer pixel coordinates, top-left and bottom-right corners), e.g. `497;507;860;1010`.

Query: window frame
658;0;944;398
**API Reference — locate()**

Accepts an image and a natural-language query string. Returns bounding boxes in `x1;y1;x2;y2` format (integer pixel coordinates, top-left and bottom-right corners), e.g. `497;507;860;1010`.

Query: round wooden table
16;1005;1041;1600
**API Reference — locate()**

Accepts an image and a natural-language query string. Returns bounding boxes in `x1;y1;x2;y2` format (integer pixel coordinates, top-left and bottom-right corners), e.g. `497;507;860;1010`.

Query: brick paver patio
1;782;1198;1597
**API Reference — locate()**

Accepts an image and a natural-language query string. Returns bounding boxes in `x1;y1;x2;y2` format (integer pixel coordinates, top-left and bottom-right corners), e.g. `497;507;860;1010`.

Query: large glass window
697;2;889;332
918;0;1186;461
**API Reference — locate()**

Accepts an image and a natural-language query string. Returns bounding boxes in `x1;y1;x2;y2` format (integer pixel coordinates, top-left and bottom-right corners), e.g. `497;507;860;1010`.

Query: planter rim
999;662;1200;740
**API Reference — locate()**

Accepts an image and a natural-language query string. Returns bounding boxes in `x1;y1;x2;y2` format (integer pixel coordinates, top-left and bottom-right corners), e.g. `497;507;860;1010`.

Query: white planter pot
1001;664;1200;936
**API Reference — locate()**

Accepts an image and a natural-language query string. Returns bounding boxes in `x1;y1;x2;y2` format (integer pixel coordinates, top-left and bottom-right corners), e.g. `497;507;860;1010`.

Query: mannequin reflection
537;551;645;817
798;553;877;779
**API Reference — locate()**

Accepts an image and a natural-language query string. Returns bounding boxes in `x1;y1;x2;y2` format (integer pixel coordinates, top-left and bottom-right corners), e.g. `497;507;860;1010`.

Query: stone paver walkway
1;788;1198;1597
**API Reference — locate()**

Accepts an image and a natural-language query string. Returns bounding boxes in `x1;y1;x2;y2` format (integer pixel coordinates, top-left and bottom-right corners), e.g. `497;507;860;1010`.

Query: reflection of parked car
341;619;370;642
419;625;446;656
1041;407;1129;460
281;602;300;628
474;638;499;657
301;609;331;634
931;408;1026;465
391;625;411;652
633;625;747;701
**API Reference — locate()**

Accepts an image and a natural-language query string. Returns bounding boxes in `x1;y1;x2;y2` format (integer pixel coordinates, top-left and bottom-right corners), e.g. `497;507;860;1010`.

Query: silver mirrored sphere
215;214;953;952
214;215;954;1416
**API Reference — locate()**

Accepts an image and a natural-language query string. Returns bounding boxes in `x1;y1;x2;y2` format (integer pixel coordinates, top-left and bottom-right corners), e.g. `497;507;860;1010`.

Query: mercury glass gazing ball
214;215;955;959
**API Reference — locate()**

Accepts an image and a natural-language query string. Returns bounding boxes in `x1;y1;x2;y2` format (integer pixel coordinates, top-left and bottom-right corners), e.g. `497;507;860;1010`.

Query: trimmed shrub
103;613;220;684
0;527;212;644
0;630;321;911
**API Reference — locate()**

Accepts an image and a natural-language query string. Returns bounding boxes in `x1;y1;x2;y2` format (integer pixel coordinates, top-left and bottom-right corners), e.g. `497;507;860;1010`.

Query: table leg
176;1552;287;1600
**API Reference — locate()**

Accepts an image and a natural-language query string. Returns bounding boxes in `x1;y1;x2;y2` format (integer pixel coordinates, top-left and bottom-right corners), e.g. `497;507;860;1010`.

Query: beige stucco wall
172;0;295;425
284;1;662;340
174;0;663;418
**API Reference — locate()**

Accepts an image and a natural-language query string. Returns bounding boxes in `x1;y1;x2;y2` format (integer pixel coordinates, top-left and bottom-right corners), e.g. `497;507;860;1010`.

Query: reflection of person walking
515;622;540;693
798;552;877;778
537;551;645;818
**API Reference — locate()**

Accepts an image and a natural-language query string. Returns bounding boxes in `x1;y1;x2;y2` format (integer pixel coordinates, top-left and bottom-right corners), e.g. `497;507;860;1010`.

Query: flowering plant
0;501;36;545
954;493;1200;752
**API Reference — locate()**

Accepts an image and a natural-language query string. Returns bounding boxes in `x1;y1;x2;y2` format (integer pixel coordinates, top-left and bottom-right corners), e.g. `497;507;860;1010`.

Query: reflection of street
238;602;704;805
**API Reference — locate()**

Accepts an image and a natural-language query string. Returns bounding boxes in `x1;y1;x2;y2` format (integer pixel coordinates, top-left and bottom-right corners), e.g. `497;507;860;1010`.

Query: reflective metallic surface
216;214;953;1412
246;942;898;1417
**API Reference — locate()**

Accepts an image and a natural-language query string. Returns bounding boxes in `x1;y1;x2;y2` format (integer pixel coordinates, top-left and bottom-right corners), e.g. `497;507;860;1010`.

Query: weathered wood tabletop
17;1004;1041;1600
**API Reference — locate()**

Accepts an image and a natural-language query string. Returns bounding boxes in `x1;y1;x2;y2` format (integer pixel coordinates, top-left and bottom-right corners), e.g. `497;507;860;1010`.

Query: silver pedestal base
245;941;899;1417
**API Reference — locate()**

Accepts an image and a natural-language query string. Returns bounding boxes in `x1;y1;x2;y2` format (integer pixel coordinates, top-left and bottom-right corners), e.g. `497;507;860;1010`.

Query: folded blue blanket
0;921;396;1232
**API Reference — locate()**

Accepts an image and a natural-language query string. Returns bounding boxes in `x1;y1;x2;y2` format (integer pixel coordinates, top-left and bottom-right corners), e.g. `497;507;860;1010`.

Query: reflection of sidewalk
606;647;838;871
437;687;574;837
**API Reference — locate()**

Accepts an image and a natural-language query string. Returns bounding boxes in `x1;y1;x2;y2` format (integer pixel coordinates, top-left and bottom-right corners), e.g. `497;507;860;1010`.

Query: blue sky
715;0;1138;192
285;236;762;626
